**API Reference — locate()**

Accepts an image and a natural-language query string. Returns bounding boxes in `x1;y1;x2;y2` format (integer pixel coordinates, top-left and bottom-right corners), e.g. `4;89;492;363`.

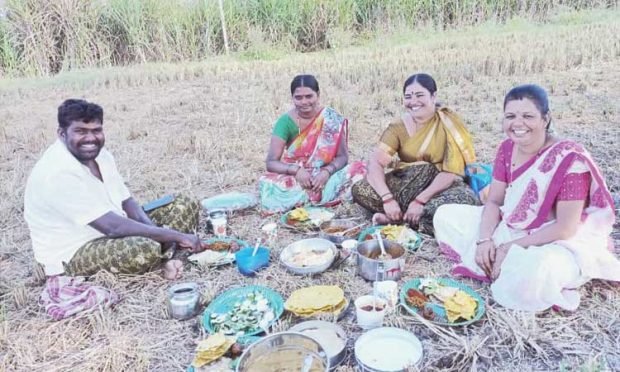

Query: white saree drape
434;140;620;311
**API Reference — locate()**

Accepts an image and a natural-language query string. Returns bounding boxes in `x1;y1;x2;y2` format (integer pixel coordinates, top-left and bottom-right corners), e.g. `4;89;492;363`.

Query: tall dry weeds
0;0;617;77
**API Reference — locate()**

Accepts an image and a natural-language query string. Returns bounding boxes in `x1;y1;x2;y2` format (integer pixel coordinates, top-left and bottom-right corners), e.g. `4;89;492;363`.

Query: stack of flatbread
192;333;236;368
285;285;347;317
444;290;477;323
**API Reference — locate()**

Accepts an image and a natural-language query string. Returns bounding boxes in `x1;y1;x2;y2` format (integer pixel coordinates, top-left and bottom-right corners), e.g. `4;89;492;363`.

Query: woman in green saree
259;75;366;213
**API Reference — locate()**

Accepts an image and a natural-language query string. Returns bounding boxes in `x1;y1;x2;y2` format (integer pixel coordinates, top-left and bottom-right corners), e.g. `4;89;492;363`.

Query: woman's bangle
382;196;395;205
412;198;426;206
380;192;392;199
475;237;492;245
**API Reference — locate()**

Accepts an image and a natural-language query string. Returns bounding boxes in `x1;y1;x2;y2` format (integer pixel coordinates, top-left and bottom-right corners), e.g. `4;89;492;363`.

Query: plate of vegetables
202;286;284;339
400;278;485;326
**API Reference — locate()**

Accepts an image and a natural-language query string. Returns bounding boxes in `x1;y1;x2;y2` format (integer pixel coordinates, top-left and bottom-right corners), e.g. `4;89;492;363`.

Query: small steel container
208;209;227;236
168;282;200;320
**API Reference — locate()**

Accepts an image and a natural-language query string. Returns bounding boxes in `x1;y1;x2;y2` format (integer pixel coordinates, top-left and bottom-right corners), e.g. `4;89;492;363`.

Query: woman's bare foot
163;259;183;280
372;213;391;225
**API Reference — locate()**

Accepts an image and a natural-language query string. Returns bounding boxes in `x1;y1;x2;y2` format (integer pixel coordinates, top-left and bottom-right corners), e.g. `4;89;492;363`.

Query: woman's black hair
403;73;437;95
503;84;549;114
503;84;552;131
290;74;320;95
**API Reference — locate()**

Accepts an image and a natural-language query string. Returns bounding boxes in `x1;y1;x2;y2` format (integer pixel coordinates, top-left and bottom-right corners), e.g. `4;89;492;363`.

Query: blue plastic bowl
235;247;270;276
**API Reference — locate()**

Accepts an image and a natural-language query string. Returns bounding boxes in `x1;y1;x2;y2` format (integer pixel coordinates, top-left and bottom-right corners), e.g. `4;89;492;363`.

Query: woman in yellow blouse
352;73;480;234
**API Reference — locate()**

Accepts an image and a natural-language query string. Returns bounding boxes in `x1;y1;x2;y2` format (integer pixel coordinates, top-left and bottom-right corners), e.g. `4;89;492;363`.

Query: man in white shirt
24;99;204;280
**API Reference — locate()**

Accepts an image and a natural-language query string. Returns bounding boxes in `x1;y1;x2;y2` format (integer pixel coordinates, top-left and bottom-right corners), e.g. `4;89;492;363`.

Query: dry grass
1;11;619;372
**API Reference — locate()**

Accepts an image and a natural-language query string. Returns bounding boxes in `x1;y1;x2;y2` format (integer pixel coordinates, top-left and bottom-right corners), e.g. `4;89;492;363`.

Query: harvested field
1;10;619;372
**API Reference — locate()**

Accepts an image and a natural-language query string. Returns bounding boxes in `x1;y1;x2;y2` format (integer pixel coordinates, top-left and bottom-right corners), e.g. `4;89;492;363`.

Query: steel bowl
319;219;363;245
355;239;406;281
236;332;330;372
280;238;337;275
289;320;348;370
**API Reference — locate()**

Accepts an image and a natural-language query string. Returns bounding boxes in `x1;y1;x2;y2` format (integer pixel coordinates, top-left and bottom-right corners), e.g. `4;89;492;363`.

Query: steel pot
289;320;348;370
167;282;200;320
355;239;405;281
236;332;330;372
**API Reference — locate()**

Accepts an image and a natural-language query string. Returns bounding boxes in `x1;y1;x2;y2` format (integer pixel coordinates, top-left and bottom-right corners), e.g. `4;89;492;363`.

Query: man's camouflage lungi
64;195;200;276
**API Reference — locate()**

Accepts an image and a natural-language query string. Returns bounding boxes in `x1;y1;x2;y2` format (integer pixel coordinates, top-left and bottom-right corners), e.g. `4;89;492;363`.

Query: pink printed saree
434;139;620;311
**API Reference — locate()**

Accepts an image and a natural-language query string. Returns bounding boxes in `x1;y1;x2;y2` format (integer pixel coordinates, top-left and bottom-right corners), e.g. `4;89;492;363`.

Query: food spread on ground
210;291;275;336
190;238;247;266
404;278;479;323
364;225;420;248
283;244;334;267
189;249;235;266
206;240;241;252
288;207;310;222
285;207;335;227
189;206;486;371
322;224;361;237
192;332;237;368
285;285;347;317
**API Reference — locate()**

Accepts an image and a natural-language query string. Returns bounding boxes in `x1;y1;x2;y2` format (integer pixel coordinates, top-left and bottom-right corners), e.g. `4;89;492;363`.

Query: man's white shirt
24;139;131;275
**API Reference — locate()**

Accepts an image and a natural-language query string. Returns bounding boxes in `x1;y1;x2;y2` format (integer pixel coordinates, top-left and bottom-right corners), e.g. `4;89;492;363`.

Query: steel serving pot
289;320;348;370
354;239;405;281
236;332;330;372
167;282;200;320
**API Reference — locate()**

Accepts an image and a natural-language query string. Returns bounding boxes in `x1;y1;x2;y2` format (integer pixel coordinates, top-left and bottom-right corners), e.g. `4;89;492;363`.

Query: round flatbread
285;286;344;313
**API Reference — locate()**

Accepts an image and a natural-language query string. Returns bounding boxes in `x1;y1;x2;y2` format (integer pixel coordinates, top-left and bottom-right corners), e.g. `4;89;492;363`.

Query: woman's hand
404;200;424;226
383;200;402;222
491;243;511;281
474;240;496;278
295;167;313;189
311;169;330;193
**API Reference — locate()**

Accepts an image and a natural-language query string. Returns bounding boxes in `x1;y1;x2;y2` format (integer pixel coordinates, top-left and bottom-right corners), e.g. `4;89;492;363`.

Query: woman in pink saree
433;84;620;311
259;75;366;213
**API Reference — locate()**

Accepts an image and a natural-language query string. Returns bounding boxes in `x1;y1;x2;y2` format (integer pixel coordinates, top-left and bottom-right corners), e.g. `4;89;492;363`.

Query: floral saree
434;139;620;311
259;107;366;213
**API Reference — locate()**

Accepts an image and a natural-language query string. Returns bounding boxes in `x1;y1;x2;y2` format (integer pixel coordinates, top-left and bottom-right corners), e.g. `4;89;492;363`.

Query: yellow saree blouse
378;107;475;176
